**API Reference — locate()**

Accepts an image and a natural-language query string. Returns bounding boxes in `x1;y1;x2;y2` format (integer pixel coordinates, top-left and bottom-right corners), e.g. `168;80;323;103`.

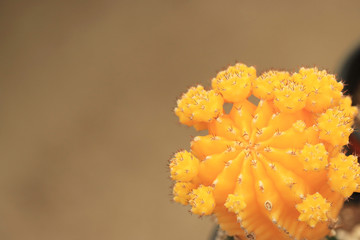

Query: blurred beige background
0;1;360;240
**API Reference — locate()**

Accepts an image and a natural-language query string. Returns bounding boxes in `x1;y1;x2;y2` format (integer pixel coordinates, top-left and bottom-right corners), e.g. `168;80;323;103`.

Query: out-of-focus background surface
0;1;360;239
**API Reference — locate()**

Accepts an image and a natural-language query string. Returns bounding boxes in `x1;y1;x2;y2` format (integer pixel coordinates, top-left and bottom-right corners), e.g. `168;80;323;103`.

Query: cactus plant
169;63;360;240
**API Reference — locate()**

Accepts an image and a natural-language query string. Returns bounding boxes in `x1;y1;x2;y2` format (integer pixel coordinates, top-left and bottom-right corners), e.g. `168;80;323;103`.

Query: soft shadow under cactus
170;63;360;240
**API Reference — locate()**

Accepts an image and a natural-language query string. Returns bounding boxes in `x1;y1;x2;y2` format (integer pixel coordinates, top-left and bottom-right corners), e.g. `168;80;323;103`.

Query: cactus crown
170;63;359;240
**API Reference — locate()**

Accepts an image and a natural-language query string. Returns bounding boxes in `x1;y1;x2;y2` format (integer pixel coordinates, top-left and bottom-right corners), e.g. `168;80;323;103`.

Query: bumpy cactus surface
170;63;360;240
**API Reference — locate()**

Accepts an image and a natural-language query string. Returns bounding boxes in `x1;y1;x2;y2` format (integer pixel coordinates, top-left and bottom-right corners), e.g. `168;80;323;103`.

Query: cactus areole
169;63;360;240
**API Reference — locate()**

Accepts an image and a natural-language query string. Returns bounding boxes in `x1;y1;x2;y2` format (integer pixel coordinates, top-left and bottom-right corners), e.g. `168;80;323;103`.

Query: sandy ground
1;1;360;239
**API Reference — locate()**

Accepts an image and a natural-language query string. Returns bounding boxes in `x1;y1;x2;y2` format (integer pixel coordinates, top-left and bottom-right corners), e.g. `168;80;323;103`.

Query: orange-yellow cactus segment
189;185;215;215
170;150;200;182
191;135;238;160
252;100;275;131
230;100;257;141
296;192;331;228
273;79;307;113
252;71;290;100
175;85;224;129
212;153;244;203
293;67;343;113
208;115;243;141
224;194;246;214
173;181;195;205
197;151;238;186
259;124;319;149
328;153;360;198
317;108;353;146
299;143;328;171
212;63;256;103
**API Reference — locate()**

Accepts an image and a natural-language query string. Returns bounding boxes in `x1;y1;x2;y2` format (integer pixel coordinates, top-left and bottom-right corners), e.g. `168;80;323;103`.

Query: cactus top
170;63;360;240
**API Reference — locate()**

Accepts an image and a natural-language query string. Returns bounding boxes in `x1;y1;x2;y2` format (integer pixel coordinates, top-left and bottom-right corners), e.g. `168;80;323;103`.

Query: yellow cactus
252;71;289;100
317;108;353;146
189;185;215;215
174;85;224;130
328;153;360;198
170;63;360;240
299;143;328;171
170;150;200;182
273;79;306;113
293;67;343;113
296;193;331;228
225;194;247;214
212;63;256;102
173;181;195;205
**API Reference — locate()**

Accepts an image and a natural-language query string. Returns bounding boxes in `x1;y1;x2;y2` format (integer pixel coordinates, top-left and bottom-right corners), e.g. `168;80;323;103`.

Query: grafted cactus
170;63;360;240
